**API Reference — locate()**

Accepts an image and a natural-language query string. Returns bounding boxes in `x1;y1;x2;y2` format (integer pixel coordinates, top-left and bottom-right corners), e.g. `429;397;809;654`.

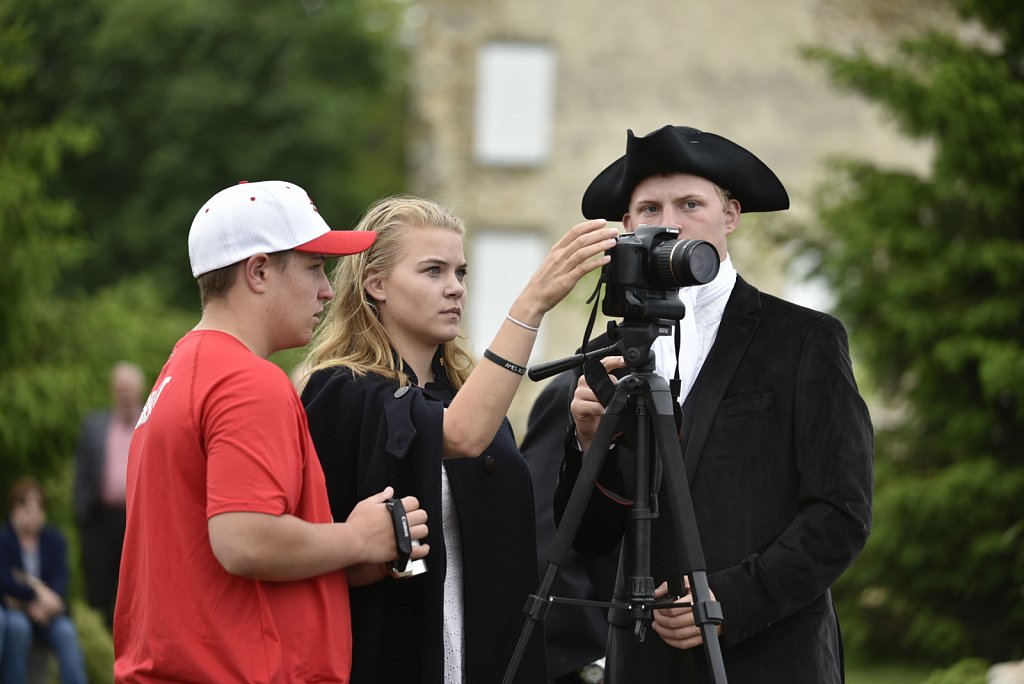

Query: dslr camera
601;225;720;320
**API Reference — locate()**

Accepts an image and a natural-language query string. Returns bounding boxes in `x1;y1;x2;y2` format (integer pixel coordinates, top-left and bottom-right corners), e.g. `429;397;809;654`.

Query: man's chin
280;333;313;353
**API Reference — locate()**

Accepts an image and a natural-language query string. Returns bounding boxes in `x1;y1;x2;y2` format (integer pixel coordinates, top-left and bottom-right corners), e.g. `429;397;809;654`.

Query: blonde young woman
302;195;616;684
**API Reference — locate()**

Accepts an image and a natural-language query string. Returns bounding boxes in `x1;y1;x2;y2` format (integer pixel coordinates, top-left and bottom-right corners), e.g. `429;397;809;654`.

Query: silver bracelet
506;314;540;332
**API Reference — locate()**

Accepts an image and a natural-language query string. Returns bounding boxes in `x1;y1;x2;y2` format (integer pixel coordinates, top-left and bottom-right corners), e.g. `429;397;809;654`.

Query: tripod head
526;316;678;382
606;317;677;372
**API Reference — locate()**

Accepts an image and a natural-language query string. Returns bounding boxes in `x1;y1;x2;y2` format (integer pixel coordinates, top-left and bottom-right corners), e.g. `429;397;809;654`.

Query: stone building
405;0;956;432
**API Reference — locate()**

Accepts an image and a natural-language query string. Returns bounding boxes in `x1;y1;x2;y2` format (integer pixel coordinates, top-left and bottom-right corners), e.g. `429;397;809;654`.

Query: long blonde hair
305;195;475;389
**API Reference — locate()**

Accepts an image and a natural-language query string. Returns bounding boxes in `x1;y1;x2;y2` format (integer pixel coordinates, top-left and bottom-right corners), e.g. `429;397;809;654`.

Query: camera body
601;225;720;320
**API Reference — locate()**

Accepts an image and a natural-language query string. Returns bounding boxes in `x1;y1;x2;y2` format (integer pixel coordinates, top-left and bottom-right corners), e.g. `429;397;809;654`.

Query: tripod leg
647;380;728;684
502;385;631;684
624;389;656;643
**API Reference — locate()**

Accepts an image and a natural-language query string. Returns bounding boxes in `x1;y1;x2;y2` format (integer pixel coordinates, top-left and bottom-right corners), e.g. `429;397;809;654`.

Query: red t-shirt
114;331;351;683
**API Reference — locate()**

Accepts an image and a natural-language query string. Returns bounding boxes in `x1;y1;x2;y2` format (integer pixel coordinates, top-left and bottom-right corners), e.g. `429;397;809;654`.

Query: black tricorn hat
582;125;790;221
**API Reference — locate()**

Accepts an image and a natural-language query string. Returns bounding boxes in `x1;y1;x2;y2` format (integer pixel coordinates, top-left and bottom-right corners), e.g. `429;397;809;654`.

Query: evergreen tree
798;0;1024;664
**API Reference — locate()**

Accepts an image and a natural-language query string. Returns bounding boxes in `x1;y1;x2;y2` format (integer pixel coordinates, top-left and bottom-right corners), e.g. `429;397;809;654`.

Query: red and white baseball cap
188;180;376;277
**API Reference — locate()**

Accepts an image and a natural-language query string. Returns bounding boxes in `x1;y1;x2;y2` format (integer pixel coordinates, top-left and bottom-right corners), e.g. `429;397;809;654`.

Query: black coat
302;355;546;684
73;410;114;524
556;277;874;684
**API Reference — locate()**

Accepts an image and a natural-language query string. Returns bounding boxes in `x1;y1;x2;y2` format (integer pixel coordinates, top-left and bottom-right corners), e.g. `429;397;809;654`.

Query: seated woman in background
0;476;88;684
301;195;615;683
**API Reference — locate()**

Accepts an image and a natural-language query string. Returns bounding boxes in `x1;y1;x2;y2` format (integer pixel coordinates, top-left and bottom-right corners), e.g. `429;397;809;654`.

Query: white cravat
653;256;737;403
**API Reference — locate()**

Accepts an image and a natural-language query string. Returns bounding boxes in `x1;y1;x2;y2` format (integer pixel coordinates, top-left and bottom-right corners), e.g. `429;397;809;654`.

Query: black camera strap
580;279;617;407
671;320;684;432
580;276;603;350
384;498;413;572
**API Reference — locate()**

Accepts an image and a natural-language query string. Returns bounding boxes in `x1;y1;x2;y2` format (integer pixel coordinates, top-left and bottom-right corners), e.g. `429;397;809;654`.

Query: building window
468;229;547;358
473;42;556;167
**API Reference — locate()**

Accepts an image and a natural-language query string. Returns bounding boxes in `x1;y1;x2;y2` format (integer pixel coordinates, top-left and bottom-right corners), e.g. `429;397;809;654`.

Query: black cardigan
0;522;72;607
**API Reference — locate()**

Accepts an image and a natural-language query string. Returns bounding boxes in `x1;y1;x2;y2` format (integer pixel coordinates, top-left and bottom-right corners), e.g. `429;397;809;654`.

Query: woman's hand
443;220;616;459
510;220;618;323
25;580;65;624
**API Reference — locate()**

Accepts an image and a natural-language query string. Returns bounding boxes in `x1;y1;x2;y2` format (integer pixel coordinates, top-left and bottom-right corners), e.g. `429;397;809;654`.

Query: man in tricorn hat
556;126;874;683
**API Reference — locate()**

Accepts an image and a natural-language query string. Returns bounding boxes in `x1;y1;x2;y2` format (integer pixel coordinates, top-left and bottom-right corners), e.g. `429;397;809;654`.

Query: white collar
680;254;737;323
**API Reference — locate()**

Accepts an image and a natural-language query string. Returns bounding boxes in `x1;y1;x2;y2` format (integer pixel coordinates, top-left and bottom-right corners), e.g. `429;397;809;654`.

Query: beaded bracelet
483;349;527;375
506;314;540;332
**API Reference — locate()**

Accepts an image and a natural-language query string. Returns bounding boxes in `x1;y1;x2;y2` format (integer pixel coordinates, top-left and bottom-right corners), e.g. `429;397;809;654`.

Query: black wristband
384;498;412;572
483;349;527;375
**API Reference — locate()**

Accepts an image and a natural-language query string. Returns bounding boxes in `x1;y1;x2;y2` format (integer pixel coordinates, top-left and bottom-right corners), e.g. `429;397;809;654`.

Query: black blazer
556;277;874;684
73;410;114;524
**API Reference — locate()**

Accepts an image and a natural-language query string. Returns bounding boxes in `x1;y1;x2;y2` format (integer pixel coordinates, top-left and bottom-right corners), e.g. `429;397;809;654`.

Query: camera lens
653;239;720;287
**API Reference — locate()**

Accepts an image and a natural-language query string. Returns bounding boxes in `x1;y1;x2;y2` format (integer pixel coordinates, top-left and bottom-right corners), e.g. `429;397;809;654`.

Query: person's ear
723;198;741;235
364;270;386;303
243;254;272;293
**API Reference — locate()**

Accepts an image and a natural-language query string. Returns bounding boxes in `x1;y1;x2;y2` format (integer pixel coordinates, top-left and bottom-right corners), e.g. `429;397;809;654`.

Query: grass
847;658;934;684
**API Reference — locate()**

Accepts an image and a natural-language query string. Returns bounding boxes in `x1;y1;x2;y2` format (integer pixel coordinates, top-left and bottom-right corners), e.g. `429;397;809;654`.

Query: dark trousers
80;506;126;629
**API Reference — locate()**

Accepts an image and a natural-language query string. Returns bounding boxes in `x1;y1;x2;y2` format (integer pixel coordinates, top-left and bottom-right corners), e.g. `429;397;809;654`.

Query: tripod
503;320;728;684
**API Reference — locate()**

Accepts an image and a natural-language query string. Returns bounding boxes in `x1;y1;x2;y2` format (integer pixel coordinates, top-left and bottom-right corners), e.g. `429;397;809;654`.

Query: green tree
42;0;410;308
1;0;411;494
0;0;191;501
2;2;95;491
797;0;1024;665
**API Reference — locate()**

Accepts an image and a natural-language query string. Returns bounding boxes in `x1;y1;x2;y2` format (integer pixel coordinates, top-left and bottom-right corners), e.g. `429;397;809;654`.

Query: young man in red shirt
114;181;429;683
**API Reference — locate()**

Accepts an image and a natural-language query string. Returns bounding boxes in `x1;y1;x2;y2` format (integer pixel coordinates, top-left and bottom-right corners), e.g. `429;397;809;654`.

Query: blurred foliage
795;0;1024;666
920;658;990;684
1;0;410;501
18;0;410;309
73;598;115;684
2;0;95;495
